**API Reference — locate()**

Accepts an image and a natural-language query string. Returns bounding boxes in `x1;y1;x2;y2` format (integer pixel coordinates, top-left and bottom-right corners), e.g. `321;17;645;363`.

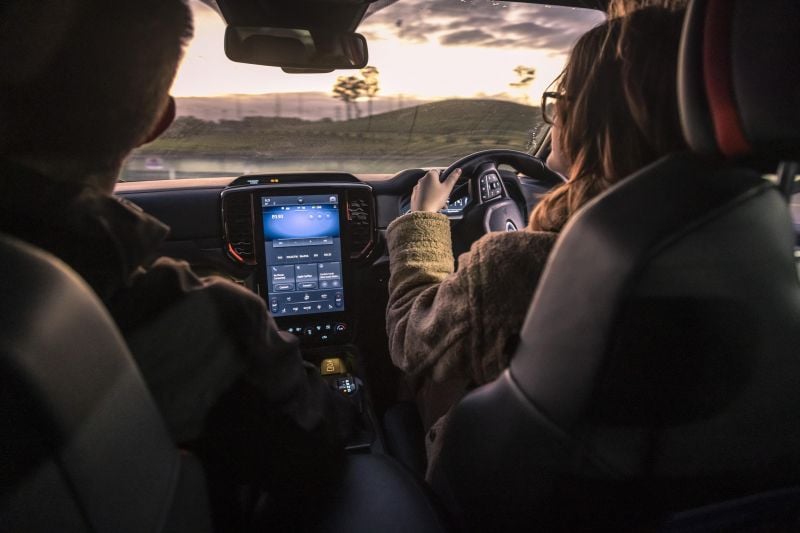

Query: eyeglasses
541;91;563;125
541;73;565;125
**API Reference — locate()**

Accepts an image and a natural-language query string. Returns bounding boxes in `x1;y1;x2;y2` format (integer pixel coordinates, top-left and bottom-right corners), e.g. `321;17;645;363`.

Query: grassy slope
138;99;542;164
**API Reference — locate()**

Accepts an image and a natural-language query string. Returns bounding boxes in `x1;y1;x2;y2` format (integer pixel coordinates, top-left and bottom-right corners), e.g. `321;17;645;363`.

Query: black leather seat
428;0;800;531
0;234;214;532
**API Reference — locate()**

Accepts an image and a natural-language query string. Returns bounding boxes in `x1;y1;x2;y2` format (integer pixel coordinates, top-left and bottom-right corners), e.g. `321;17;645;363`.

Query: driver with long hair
385;6;687;474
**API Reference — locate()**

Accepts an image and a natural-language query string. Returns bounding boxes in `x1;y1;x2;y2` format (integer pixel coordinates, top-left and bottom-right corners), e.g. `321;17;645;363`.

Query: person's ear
139;96;176;146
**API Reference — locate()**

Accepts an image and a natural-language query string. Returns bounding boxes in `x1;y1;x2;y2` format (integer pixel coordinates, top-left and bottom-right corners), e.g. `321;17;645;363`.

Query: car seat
0;233;214;532
428;0;800;530
0;232;449;532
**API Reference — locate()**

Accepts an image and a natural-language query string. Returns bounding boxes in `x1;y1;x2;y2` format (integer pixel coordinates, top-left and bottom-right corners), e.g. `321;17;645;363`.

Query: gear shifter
320;357;360;398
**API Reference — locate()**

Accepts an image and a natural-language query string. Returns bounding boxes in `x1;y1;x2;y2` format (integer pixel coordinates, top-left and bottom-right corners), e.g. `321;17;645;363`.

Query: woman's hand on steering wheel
410;168;462;213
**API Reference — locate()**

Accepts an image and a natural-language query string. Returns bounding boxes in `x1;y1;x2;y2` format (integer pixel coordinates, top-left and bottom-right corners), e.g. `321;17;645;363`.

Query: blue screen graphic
261;194;344;317
262;205;340;240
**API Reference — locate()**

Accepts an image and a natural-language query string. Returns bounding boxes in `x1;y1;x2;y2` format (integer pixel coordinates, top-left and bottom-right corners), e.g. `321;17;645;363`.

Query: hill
135;99;544;168
175;92;432;122
328;99;540;135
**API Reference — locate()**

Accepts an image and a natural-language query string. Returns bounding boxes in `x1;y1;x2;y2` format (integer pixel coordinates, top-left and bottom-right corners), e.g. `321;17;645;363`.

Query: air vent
347;189;375;260
222;192;256;265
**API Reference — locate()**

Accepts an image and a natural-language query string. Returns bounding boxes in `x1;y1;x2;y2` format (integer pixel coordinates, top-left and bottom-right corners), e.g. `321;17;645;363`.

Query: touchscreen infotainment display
260;194;344;317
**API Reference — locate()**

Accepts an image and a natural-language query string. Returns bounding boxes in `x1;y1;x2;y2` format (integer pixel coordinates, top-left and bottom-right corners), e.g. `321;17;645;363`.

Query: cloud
396;21;441;43
440;29;493;46
501;22;560;36
361;0;604;52
485;38;518;48
446;16;498;30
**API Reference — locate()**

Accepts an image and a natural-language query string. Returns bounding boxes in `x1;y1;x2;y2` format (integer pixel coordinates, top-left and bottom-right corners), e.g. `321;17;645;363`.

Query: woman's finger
445;168;462;187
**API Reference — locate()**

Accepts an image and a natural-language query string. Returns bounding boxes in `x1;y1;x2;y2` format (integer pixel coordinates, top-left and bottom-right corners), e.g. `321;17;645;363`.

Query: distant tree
509;65;536;104
332;69;380;121
360;66;380;118
332;75;367;120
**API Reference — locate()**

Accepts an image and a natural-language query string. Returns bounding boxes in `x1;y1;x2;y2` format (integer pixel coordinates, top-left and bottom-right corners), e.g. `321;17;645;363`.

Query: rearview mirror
224;26;368;71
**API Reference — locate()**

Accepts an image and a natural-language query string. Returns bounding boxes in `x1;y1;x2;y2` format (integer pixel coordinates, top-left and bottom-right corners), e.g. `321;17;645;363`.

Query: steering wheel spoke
471;163;507;204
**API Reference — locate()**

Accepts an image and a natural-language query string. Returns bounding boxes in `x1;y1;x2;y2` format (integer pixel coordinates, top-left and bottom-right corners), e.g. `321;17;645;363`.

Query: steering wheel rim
439;149;565;238
441;149;566;189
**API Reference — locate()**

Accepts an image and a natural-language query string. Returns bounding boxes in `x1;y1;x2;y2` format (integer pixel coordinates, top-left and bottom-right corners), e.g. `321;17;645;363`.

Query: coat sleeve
108;258;351;495
386;212;558;385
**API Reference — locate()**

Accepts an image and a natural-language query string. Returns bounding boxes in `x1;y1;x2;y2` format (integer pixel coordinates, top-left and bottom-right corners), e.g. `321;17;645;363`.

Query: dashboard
116;167;535;351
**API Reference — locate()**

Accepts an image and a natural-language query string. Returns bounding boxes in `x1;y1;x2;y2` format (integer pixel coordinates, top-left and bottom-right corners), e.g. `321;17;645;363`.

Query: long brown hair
529;8;687;232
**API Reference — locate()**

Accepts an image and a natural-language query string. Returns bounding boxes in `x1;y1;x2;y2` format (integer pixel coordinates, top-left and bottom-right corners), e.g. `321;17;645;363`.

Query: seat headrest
679;0;800;161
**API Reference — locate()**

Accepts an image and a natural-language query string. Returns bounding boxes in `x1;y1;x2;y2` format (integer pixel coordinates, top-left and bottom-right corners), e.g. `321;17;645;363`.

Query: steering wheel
439;149;565;248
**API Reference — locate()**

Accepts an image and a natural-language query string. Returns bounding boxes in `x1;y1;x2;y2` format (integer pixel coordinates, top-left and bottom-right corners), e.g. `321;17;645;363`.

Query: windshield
121;0;604;181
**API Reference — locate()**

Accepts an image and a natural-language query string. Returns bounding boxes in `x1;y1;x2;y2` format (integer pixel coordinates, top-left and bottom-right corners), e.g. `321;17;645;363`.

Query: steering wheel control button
335;322;347;333
480;173;503;202
321;358;346;376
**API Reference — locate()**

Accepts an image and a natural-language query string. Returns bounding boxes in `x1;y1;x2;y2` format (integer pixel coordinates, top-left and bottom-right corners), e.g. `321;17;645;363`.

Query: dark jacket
0;160;348;503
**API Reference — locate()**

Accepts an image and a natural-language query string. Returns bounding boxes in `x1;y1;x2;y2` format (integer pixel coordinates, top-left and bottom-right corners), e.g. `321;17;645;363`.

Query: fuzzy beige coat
386;211;558;473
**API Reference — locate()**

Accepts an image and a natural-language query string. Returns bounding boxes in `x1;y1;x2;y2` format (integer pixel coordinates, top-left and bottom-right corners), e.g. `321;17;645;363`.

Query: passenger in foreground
0;0;352;528
385;7;687;476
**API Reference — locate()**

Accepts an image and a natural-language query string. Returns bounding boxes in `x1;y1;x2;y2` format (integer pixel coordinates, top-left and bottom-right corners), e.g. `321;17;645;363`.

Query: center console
221;175;376;346
221;175;378;450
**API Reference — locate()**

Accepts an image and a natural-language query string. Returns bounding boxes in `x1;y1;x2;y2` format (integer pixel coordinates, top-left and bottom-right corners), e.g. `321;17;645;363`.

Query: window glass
121;0;604;181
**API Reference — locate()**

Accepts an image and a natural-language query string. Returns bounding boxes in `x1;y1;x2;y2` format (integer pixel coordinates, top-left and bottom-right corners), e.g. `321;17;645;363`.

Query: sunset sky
170;0;604;101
